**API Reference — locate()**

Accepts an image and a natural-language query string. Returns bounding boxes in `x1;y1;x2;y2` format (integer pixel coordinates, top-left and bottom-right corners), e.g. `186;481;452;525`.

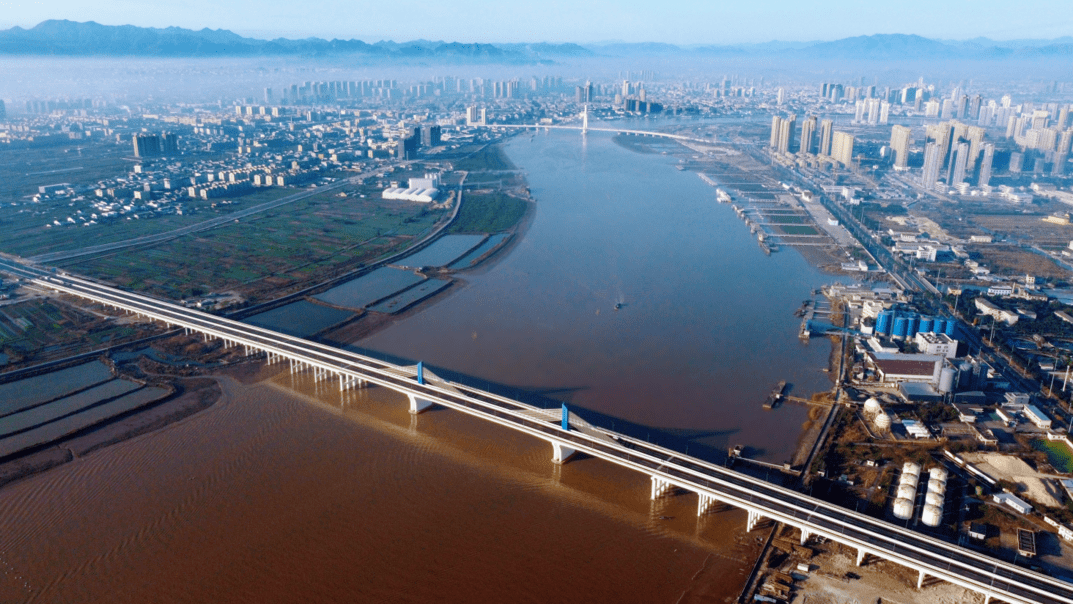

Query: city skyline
1;0;1071;45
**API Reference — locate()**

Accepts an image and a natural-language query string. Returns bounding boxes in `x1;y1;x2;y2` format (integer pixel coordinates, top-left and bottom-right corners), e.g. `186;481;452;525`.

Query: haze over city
0;0;1071;43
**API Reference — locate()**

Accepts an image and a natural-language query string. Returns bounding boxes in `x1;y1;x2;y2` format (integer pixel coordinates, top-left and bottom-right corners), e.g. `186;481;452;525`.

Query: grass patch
454;145;516;172
1033;438;1073;473
778;225;819;236
449;192;527;234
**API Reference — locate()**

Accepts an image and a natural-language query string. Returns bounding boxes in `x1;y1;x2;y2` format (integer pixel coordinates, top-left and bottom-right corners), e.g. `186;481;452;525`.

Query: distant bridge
2;258;1070;604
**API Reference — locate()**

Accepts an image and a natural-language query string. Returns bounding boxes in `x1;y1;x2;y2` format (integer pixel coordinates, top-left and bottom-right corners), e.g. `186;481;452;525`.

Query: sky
0;0;1070;44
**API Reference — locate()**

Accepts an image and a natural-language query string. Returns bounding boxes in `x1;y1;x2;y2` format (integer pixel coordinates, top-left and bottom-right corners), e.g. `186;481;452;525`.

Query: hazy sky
0;0;1070;44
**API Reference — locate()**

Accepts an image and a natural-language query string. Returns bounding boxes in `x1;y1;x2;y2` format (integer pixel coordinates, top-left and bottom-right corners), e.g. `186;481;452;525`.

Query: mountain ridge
0;21;1070;62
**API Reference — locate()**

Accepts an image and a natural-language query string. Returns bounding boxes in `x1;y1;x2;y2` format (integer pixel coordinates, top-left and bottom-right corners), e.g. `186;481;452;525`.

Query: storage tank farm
922;467;947;527
873;309;955;340
893;462;921;520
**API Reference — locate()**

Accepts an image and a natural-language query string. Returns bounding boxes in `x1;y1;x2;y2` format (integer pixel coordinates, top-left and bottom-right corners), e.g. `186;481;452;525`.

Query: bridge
2;257;1070;604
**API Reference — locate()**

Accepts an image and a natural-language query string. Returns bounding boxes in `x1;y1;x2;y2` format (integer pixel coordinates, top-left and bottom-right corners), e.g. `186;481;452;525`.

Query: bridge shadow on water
340;344;740;467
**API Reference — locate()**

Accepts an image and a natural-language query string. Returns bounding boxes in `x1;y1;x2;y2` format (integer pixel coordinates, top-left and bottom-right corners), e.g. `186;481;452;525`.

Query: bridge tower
581;105;589;135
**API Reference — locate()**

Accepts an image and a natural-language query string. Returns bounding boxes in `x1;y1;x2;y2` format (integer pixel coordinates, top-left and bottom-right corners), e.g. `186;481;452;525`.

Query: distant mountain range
0;21;1070;62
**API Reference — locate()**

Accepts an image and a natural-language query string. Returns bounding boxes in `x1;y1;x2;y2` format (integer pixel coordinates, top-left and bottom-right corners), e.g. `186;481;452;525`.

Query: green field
1034;439;1073;473
449;192;528;234
62;191;447;300
454;145;516;172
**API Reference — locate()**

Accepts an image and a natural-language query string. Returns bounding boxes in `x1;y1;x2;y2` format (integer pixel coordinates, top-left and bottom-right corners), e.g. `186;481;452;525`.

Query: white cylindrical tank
864;398;882;415
929;467;948;482
939;367;956;394
922;504;943;527
903;462;921;477
899;470;920;487
898;484;917;500
893;497;914;520
925;491;944;507
928;478;946;494
874;412;891;430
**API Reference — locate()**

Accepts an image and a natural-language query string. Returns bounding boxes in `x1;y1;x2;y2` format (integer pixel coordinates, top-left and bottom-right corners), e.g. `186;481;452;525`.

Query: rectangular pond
313;267;424;311
369;279;452;314
449;234;511;270
394;234;486;268
0;379;140;438
0;361;116;417
245;300;356;338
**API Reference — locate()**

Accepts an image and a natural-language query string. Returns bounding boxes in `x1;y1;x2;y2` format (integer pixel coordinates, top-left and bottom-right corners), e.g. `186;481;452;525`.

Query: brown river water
0;125;840;602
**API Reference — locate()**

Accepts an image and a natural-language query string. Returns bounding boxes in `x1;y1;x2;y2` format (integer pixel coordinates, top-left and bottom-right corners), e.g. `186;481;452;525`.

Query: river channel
0;125;842;603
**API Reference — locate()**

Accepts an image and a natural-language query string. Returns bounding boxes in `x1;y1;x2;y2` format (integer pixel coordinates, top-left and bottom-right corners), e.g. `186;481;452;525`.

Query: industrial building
382;174;441;203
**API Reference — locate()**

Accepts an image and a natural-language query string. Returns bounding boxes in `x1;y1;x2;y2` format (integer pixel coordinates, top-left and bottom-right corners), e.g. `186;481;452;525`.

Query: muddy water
0;370;760;603
360;129;840;462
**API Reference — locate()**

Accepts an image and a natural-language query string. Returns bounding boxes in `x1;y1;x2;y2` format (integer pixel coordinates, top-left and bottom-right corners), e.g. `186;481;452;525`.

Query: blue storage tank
919;317;934;333
876;311;893;335
945;319;957;337
893;317;909;338
906;316;919;338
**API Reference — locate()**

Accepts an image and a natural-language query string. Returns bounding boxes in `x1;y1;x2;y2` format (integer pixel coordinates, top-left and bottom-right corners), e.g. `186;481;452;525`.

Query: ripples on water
0;369;760;603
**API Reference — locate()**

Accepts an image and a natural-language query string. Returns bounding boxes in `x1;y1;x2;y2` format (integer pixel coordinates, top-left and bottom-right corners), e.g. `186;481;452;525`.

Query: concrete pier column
697;493;716;517
916;569;926;589
650;476;673;500
856;548;868;566
746;510;763;532
408;394;433;414
800;528;812;545
551;441;576;464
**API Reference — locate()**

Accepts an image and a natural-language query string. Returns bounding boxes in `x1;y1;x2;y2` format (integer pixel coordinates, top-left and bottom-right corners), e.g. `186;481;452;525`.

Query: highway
1;257;1069;604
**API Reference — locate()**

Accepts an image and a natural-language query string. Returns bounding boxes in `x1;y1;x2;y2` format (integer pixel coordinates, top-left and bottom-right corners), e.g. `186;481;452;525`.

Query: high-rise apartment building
890;125;912;171
978;143;995;187
132;134;162;158
951;143;970;185
800;116;817;154
831;131;854;167
922;142;942;190
819;119;833;156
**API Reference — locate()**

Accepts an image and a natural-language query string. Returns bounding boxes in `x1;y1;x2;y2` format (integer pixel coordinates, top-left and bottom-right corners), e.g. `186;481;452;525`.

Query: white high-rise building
951;143;970;185
978;143;995;187
922;142;942;190
891;125;912;171
831;131;855;167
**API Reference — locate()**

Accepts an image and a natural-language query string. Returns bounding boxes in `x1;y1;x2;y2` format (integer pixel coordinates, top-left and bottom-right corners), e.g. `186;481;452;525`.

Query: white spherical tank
874;412;892;430
864;398;882;415
893;497;914;520
925;491;945;507
922;504;943;527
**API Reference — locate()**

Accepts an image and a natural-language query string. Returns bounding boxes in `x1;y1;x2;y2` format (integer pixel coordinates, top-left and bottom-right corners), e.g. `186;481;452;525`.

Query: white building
914;332;958;359
993;492;1033;515
975;298;1020;325
1023;405;1052;429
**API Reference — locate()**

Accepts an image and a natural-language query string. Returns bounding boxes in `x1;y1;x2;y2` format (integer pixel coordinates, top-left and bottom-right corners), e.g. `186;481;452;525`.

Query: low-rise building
975;298;1020;325
1023;404;1052;429
914;332;958;359
993;492;1033;515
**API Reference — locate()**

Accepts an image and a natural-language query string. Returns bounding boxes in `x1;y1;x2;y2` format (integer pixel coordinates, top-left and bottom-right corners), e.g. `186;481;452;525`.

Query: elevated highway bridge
1;257;1068;604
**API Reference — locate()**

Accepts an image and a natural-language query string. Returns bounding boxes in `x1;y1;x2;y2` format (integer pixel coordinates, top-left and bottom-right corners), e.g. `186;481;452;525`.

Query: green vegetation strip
449;193;528;234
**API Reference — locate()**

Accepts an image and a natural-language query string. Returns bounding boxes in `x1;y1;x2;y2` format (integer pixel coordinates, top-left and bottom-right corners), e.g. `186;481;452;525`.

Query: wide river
0;126;841;603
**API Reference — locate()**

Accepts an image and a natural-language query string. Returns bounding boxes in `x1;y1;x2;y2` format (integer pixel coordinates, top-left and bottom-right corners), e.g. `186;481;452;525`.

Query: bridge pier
799;528;812;545
407;394;433;414
551;441;576;464
697;492;717;516
856;548;868;566
746;510;763;532
650;476;674;499
916;569;926;589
